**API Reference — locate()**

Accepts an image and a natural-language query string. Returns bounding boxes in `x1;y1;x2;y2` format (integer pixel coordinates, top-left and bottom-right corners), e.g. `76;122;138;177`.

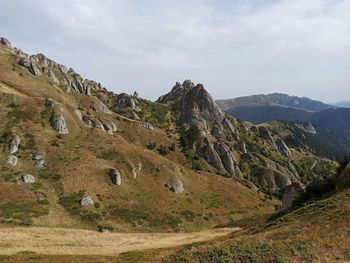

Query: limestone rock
28;63;41;76
31;154;44;161
50;114;69;134
165;179;184;193
109;169;121;185
305;123;317;134
8;135;20;154
133;91;139;98
81;196;94;206
35;159;46;169
258;126;276;148
6;155;17;166
18;57;31;68
140;122;154;131
0;37;12;48
58;64;68;74
276;138;292;159
22;174;35;183
93;100;112;114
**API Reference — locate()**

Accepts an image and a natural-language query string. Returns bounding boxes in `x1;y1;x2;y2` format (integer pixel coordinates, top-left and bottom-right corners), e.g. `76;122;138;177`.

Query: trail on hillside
0;227;239;256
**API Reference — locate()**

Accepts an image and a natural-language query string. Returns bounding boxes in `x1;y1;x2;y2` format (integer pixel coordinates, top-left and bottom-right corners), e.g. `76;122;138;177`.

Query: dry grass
0;226;239;256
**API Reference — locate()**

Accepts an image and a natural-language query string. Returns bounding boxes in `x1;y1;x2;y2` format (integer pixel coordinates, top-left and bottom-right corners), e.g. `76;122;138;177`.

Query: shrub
147;142;157;150
158;145;170;156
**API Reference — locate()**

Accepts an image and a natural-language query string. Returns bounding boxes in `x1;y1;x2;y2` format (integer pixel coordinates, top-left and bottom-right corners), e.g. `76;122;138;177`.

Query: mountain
0;37;348;262
227;105;313;124
333;100;350;108
217;93;350;160
217;93;336;112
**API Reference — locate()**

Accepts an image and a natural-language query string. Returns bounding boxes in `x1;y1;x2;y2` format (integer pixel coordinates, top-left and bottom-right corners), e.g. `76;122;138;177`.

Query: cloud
1;0;350;102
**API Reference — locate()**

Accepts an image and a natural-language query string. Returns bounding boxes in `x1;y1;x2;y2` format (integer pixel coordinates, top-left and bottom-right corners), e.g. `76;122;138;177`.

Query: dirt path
0;227;239;256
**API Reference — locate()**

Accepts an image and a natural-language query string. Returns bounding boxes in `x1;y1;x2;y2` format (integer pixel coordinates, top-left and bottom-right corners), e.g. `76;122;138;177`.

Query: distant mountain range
333;101;350;108
217;93;350;159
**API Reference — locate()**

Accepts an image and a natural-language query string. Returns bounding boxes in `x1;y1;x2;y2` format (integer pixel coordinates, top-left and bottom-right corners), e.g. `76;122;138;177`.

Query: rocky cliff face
158;81;301;191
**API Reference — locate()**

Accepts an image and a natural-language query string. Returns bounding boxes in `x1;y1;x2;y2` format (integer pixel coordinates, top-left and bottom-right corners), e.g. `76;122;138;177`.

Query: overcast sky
1;0;350;102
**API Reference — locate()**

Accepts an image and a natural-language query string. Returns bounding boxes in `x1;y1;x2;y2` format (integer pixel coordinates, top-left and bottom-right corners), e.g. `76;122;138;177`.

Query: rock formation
22;174;35;183
7;135;20;154
165;179;184;193
110;169;121;185
281;182;305;209
80;196;94;206
6;155;17;166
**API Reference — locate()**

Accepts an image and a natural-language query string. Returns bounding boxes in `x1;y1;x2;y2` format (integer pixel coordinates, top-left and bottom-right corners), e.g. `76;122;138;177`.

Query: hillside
0;37;343;262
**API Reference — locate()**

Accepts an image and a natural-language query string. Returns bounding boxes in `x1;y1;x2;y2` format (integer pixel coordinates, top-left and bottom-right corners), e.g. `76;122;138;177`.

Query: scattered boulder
8;135;20;154
50;114;69;134
109;169;121;185
81;196;94;206
35;159;46;169
6;155;17;166
31;154;44;161
18;57;31;68
0;37;12;48
281;182;305;209
165;179;184;193
22;174;35;183
276;138;292;159
93;100;112;114
99;228;111;234
140;122;154;131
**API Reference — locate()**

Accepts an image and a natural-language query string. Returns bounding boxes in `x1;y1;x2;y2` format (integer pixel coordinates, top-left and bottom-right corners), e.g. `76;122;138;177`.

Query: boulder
0;37;12;48
132;163;142;179
93;100;112;114
50;114;69;134
22;174;35;183
140;122;154;131
81;196;94;206
31;154;44;161
165;179;184;193
133;91;139;98
8;135;20;154
109;169;121;185
234;141;247;154
45;98;57;111
276;138;292;159
6;155;17;166
35;159;46;169
99;228;111;234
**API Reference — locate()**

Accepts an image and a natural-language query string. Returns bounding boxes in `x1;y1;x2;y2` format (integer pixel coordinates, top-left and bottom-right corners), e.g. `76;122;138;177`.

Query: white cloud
0;0;349;102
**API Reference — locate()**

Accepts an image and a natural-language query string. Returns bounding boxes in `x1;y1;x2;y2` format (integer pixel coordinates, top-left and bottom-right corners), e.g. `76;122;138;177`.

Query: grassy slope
0;46;272;234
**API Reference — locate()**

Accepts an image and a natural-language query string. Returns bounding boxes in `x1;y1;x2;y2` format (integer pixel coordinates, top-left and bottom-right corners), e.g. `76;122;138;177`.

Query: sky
1;0;350;102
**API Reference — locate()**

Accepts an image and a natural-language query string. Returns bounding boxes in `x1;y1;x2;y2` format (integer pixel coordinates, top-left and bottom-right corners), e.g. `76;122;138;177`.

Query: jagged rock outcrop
50;114;69;134
158;81;239;176
281;182;305;209
165;179;184;193
7;135;20;154
304;123;317;134
6;155;17;166
276;138;292;159
74;109;83;121
258;126;277;149
80;196;94;206
109;169;121;185
22;174;35;183
13;47;105;95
